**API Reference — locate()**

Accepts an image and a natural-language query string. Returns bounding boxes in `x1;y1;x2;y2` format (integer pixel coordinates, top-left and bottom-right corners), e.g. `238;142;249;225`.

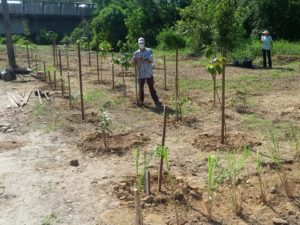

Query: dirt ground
0;46;300;225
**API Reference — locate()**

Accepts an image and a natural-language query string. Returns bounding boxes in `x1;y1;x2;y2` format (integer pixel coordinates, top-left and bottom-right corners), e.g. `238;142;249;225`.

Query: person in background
260;30;273;69
132;37;162;108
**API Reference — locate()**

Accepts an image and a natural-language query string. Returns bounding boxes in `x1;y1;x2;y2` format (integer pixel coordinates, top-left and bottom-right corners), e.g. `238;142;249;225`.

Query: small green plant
269;130;294;198
224;146;250;216
253;151;267;204
207;154;226;221
134;148;156;192
99;41;112;58
205;48;225;107
231;87;248;113
174;96;190;121
41;212;56;225
98;111;111;150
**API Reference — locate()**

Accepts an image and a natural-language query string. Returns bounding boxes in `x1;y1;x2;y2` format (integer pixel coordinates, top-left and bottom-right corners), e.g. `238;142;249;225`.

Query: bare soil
0;46;299;225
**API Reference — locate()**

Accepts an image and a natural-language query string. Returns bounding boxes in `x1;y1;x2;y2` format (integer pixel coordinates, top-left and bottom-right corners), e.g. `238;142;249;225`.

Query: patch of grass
240;114;272;131
44;120;62;133
31;103;47;117
179;78;212;92
41;212;57;225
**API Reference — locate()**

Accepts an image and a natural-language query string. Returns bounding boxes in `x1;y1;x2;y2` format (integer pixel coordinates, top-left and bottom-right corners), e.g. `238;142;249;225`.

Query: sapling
174;96;190;121
286;126;300;157
269;130;293;198
155;144;180;225
253;151;267;204
224;146;250;216
207;154;226;221
98;111;111;151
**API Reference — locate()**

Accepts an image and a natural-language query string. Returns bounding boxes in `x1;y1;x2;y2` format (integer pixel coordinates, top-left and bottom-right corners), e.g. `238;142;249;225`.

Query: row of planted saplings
130;127;299;224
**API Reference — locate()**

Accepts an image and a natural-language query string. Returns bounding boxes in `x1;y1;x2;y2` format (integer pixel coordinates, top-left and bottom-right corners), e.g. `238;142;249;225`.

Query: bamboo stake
54;70;57;90
134;188;143;225
59;50;64;98
77;43;85;120
221;49;226;144
112;54;115;89
88;43;91;67
145;170;150;196
67;72;72;109
35;55;38;77
175;49;179;120
163;56;167;91
43;61;47;82
52;43;56;66
66;45;70;71
96;51;100;84
48;71;52;90
122;67;126;96
158;105;167;192
100;54;103;81
135;64;139;105
26;44;30;68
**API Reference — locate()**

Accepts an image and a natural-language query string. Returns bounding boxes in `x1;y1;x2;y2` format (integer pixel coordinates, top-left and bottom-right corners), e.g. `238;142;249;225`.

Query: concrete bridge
0;1;97;35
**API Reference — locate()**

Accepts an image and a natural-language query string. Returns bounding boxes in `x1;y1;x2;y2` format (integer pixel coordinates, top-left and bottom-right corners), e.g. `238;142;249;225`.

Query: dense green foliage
9;0;300;54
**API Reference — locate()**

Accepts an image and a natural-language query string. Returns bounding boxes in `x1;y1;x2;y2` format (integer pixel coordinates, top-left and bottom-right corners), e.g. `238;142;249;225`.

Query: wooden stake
135;64;139;105
54;70;57;90
48;71;52;90
145;170;151;196
134;188;143;225
88;43;91;67
59;50;64;98
35;55;38;77
66;45;70;71
77;43;85;120
213;74;216;107
26;44;30;68
175;48;179;120
158;105;167;192
112;55;115;89
100;54;103;81
122;67;126;96
67;72;72;109
43;61;47;82
221;49;226;144
163;56;167;91
96;51;100;84
52;43;56;66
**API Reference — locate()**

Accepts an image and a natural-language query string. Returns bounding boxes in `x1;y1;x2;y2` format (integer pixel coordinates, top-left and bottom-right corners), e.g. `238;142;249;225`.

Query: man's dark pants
262;49;272;68
139;77;159;103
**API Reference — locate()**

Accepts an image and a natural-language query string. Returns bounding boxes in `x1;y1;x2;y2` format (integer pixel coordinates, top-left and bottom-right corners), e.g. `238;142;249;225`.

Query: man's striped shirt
133;48;153;79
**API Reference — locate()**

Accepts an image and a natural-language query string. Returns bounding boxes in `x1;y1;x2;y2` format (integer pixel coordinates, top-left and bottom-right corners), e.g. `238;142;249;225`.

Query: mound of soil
66;112;100;124
116;71;134;77
192;131;262;151
77;132;150;155
0;140;24;151
275;55;300;63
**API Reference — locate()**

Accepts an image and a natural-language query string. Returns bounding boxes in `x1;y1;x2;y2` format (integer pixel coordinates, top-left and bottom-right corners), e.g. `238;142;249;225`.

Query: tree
92;4;127;49
2;0;17;68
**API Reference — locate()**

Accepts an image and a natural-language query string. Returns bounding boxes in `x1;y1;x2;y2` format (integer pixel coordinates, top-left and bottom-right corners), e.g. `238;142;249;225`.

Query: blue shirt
132;48;153;79
261;35;272;50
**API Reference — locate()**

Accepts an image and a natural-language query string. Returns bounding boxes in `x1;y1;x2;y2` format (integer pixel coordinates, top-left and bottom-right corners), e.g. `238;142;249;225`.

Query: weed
207;154;226;221
41;212;56;225
173;96;191;120
253;151;267;204
269;130;294;198
224;146;250;216
31;103;47;117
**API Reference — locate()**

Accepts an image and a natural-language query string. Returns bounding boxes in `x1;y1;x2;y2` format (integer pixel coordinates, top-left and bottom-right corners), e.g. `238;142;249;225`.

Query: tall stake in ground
134;64;139;105
163;56;167;91
66;45;70;71
96;51;100;84
52;42;56;66
175;49;179;120
43;61;47;82
59;50;64;98
112;55;115;89
158;105;167;192
221;49;226;144
67;72;72;109
77;43;85;120
26;44;30;68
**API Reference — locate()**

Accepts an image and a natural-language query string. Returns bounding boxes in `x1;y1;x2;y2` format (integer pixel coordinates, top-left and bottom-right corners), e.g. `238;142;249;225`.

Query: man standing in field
133;37;162;108
260;30;273;69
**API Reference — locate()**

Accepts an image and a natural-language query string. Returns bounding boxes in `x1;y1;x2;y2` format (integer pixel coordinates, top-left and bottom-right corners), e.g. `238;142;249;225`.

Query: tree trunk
2;0;17;68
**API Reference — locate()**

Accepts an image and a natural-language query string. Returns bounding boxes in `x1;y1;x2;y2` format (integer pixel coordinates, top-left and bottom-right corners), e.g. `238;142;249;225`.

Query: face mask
139;43;145;49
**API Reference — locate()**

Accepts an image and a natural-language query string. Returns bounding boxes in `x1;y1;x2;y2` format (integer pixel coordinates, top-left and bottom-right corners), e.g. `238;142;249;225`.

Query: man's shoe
155;101;163;110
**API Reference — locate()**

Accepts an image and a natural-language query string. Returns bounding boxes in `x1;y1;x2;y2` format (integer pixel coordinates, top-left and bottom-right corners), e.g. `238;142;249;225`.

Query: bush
157;28;186;50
